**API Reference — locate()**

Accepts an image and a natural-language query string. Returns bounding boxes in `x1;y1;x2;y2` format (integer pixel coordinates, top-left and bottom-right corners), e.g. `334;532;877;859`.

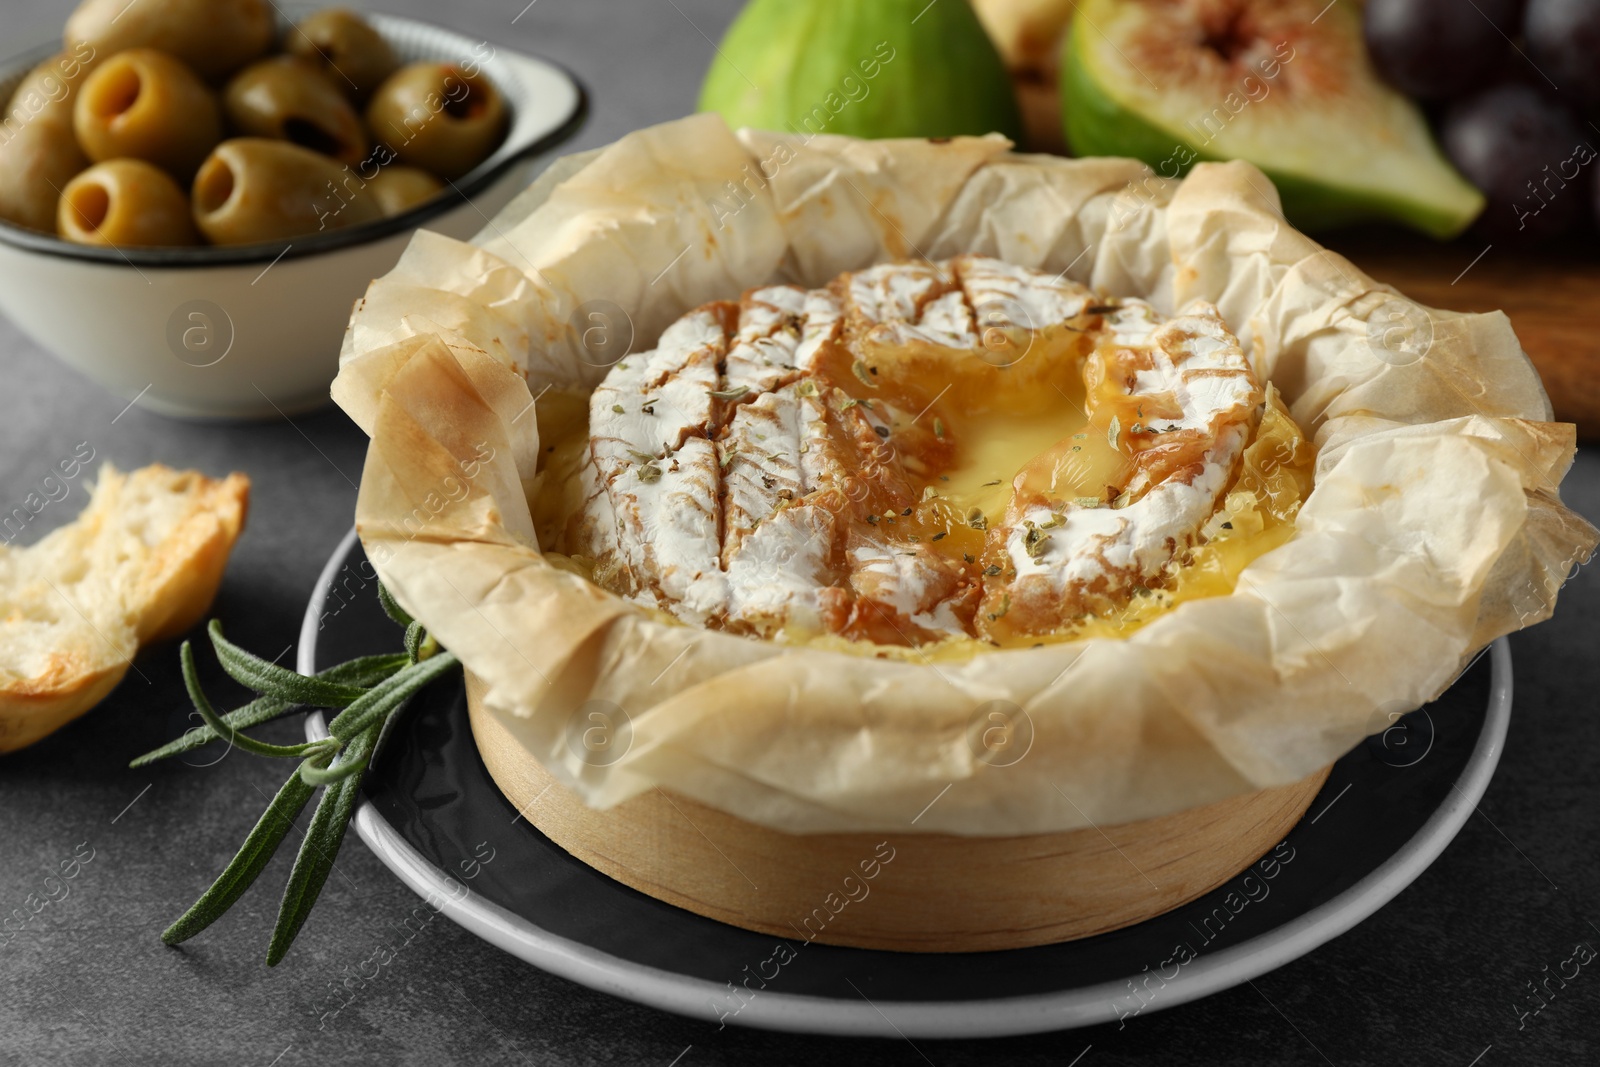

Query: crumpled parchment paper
332;113;1596;835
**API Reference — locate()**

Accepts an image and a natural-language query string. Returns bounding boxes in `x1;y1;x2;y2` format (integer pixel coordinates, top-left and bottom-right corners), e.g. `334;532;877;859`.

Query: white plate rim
300;525;1511;1039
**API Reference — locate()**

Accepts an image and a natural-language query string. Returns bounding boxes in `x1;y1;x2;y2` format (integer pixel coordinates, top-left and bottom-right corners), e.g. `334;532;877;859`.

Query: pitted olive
366;63;507;181
365;165;445;216
0;53;94;232
192;138;381;245
7;45;98;122
225;57;368;166
58;159;198;246
286;10;398;102
75;49;222;178
0;124;89;233
64;0;274;82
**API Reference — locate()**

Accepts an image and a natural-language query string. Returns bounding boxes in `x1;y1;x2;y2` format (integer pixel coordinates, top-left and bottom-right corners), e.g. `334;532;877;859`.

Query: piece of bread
0;464;250;753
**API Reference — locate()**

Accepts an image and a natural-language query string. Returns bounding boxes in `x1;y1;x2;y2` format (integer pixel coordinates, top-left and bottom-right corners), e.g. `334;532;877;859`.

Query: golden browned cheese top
561;256;1263;647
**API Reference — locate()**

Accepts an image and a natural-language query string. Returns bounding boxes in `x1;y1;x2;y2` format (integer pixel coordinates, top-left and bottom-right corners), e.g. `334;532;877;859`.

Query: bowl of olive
0;1;584;419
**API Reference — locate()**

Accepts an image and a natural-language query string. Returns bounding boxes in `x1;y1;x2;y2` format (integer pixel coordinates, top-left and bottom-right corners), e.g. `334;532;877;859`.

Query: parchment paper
332;113;1596;835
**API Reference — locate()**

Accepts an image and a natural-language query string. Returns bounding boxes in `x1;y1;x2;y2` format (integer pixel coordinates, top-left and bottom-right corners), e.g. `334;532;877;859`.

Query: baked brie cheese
547;255;1293;648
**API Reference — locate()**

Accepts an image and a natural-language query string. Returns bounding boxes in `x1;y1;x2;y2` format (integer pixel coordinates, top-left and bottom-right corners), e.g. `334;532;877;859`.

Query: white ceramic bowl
0;11;584;419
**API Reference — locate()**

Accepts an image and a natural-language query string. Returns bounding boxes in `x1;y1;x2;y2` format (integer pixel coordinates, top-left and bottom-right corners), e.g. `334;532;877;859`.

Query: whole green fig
699;0;1023;142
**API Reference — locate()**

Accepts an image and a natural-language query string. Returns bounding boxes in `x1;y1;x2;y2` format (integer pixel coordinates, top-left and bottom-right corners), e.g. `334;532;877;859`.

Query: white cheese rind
570;259;1263;644
1004;422;1248;592
985;296;1259;629
848;540;970;639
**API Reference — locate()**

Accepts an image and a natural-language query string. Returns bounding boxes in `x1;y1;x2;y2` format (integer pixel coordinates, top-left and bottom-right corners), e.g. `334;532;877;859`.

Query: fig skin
699;0;1023;141
1059;0;1485;239
286;9;399;102
74;49;223;179
64;0;275;82
191;138;382;246
224;56;370;167
0;50;97;232
58;158;199;247
365;63;507;181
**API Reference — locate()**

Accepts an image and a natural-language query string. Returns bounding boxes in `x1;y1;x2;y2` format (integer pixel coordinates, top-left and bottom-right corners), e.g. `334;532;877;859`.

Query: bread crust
0;465;249;753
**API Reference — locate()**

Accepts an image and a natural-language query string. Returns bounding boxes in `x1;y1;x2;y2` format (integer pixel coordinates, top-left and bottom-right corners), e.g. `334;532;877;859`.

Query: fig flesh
1061;0;1484;238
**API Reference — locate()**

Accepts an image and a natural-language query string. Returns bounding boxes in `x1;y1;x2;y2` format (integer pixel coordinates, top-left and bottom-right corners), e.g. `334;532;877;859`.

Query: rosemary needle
325;651;459;743
128;653;408;768
267;720;383;965
182;642;339;761
403;620;426;663
298;738;372;786
161;771;316;947
148;583;461;964
208;620;370;708
377;581;414;628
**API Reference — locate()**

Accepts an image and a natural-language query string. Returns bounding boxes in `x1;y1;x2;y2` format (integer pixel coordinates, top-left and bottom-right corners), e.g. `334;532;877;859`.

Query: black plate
301;529;1508;1038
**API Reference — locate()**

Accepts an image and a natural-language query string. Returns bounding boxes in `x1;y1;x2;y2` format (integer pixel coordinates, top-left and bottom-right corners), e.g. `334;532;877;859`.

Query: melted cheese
534;257;1304;653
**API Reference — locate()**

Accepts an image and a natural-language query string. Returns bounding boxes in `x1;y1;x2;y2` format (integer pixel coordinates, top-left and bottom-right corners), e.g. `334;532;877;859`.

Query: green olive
365;165;445;217
58;159;198;247
366;63;507;181
0;54;94;232
286;9;398;102
7;46;99;123
75;49;222;179
0;114;90;234
224;57;369;166
192;138;382;246
64;0;274;82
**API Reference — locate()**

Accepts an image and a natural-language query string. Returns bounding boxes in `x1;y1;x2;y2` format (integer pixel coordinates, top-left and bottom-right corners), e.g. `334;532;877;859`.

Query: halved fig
1060;0;1485;238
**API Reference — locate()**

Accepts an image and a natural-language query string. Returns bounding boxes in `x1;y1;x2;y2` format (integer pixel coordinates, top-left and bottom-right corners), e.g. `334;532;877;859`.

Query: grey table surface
3;1;1599;1064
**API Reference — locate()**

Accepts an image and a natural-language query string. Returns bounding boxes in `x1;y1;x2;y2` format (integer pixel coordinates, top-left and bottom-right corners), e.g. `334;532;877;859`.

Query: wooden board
468;672;1331;953
1322;231;1600;440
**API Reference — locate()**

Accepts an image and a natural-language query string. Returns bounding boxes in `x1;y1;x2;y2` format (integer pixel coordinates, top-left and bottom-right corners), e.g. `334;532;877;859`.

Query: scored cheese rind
959;256;1098;337
569;259;1265;646
720;385;837;631
995;422;1247;626
842;538;980;643
795;289;843;371
577;305;731;621
618;436;728;624
721;386;807;557
980;298;1261;635
725;286;806;397
724;505;836;632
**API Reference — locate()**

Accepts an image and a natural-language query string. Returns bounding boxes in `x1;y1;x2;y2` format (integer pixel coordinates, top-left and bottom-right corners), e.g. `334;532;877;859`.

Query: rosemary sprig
137;585;460;964
158;771;316;948
181;642;339;761
128;654;409;767
208;622;371;708
377;581;413;627
268;720;382;965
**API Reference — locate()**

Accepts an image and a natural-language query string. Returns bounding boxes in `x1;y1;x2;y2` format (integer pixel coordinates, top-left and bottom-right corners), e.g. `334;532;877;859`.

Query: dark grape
1593;164;1600;232
1525;0;1600;110
1364;0;1521;99
1441;83;1592;240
